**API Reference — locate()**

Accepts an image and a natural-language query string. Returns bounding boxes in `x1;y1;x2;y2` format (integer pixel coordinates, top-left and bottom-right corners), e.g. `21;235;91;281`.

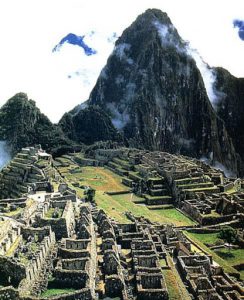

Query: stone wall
0;287;20;300
37;200;75;240
0;256;26;287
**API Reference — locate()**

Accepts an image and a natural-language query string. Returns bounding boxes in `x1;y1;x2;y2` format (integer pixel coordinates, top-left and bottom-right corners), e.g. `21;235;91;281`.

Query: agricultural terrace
55;156;195;227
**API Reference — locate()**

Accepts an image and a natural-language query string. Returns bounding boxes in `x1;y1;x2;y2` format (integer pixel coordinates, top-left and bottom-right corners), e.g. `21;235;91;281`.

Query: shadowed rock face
88;9;241;175
59;106;122;145
214;67;244;175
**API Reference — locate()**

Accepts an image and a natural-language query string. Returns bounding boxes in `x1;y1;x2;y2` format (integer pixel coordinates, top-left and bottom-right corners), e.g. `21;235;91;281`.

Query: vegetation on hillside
0;93;75;155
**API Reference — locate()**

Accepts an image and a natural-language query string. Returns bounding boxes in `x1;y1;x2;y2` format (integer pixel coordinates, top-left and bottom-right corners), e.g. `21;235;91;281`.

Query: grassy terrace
225;186;242;194
41;288;76;298
5;236;22;256
63;166;126;192
215;248;244;266
3;207;23;217
99;193;195;226
184;231;244;280
55;157;196;227
183;186;218;192
69;167;192;225
174;177;202;184
177;182;213;189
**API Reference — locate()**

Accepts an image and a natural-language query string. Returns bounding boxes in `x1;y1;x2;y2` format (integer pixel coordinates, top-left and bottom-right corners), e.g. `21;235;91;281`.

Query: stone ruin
0;224;56;295
0;146;243;299
177;253;244;299
0;147;53;199
94;148;244;227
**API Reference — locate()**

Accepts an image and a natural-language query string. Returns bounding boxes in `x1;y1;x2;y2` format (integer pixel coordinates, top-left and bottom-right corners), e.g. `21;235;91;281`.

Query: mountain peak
116;8;183;49
87;8;240;175
133;8;172;25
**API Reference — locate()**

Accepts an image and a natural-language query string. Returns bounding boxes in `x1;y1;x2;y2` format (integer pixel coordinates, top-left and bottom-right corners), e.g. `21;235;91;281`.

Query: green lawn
184;231;242;279
96;192;195;226
4;207;23;217
184;232;244;266
162;256;191;300
55;162;195;227
64;166;126;192
185;232;222;246
239;270;244;280
214;248;244;266
41;288;76;298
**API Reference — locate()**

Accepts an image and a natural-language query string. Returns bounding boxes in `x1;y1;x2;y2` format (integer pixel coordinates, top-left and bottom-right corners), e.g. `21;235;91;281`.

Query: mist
186;47;224;110
0;141;11;170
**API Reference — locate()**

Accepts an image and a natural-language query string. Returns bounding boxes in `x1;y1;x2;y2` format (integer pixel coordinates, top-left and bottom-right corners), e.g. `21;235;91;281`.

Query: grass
36;159;49;168
41;288;76;298
162;255;191;300
203;211;221;218
96;192;195;226
174;177;201;183
95;191;129;223
45;207;63;218
65;166;126;192
177;182;213;189
18;252;30;265
184;231;241;278
214;248;244;266
184;232;244;268
239;270;244;280
55;163;195;226
5;236;21;256
185;232;222;245
4;207;23;217
183;186;218;192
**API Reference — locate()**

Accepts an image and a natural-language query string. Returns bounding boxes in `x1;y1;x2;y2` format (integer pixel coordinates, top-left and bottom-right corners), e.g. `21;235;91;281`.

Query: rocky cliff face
214;67;244;174
88;9;241;175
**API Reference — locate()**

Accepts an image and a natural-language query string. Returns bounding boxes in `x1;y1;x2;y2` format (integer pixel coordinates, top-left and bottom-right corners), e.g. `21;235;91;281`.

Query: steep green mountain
214;67;244;174
87;9;241;175
0;93;74;155
59;105;122;145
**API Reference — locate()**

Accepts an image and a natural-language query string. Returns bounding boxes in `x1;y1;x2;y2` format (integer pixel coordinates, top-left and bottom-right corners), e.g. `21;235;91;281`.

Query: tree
84;187;96;203
218;226;237;251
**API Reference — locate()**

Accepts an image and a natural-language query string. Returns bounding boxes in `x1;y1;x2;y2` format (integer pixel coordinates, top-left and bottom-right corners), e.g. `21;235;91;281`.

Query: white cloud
154;21;184;52
114;43;134;64
0;0;243;122
107;102;130;130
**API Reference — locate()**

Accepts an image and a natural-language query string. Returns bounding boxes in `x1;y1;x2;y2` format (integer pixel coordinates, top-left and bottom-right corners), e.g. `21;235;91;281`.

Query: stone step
149;189;169;196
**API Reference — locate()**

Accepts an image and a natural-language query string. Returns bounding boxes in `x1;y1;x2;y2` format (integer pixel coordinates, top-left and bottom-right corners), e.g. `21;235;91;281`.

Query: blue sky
0;0;243;122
